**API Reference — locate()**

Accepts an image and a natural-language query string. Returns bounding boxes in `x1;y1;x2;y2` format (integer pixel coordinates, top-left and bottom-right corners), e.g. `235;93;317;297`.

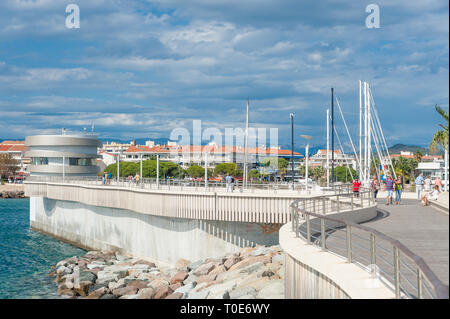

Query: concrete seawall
30;197;280;266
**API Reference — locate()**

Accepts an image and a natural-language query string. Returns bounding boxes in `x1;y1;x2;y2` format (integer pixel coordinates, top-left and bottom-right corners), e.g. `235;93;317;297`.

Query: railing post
346;225;352;263
337;194;340;212
321;218;326;251
394;246;400;299
351;194;354;210
305;214;311;244
370;233;376;266
417;269;423;299
291;205;295;232
322;198;326;215
360;192;363;207
295;202;299;238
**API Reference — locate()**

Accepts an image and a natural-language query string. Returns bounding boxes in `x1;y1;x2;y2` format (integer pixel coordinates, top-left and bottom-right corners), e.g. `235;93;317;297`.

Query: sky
0;0;448;149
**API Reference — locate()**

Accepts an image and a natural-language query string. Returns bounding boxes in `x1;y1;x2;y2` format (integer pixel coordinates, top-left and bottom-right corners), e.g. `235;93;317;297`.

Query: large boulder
74;281;93;297
175;259;191;270
256;280;284;299
224;256;241;270
193;262;217;276
170;271;189;284
112;286;138;297
154;286;173;299
228;256;271;271
137;287;155;299
85;287;108;299
165;292;183;299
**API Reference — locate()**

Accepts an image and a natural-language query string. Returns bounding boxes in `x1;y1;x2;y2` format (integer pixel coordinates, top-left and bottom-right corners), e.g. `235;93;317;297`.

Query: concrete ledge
280;222;395;299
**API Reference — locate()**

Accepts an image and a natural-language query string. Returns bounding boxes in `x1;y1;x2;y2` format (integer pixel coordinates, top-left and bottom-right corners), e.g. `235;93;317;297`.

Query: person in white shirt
424;176;432;192
421;185;440;206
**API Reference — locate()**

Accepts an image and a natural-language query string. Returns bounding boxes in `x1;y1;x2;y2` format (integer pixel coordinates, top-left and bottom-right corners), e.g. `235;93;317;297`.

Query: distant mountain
387;143;441;155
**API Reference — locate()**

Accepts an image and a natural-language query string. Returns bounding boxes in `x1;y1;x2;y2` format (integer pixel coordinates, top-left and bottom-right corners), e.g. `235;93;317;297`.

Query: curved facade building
25;134;102;177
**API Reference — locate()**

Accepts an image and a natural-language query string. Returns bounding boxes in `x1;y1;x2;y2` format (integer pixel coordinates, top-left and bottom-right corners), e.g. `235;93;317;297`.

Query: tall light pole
156;154;160;189
140;152;143;186
326;109;330;188
204;151;208;191
301;135;312;193
331;88;335;183
117;151;121;184
290;113;295;189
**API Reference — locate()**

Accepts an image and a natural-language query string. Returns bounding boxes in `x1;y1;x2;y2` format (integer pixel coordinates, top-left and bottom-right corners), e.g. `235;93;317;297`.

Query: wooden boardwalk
323;198;449;292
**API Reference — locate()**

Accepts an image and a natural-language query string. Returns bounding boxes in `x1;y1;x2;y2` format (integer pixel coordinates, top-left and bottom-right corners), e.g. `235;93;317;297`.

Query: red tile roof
390;154;442;160
0;145;12;152
0;140;25;145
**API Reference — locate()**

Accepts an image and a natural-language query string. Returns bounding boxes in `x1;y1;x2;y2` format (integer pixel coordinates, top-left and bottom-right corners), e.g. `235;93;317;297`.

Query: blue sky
0;0;448;149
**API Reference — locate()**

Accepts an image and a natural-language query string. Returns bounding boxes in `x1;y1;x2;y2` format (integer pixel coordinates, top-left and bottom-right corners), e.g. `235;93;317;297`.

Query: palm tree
414;150;423;163
430;104;449;152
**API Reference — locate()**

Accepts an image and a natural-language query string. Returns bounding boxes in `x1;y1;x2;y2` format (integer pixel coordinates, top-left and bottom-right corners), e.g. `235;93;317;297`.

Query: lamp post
301;135;312;193
290;113;295;189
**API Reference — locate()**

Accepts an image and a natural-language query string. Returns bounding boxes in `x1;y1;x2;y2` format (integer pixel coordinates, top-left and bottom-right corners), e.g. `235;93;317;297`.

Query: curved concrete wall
29;197;279;266
280;205;396;299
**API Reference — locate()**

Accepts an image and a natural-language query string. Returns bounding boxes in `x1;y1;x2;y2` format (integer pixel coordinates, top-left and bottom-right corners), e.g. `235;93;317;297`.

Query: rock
271;254;284;264
236;275;270;291
88;283;109;295
56;266;71;276
229;287;257;299
174;282;197;295
196;274;218;284
193;262;216;276
169;282;183;291
250;247;270;257
108;279;126;291
228;256;271;271
79;271;97;283
187;290;209;299
165;292;183;299
170;271;189;284
224;256;241;270
154;286;173;299
209;265;226;276
278;267;285;279
148;278;169;290
112;286;138;297
133;260;156;268
260;270;274;278
187;260;204;272
100;294;117;299
127;280;148;290
137;287;155;299
87;263;105;270
136;272;158;281
205;278;241;299
119;294;139;299
85;287;108;299
256;280;284;299
56;260;68;268
175;258;191;270
77;259;89;269
240;262;265;274
74;281;92;297
57;288;76;297
239;247;255;258
183;274;198;286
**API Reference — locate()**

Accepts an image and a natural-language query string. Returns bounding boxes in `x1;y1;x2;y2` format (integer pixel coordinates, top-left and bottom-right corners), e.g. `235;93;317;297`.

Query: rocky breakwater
49;245;285;299
0;190;26;198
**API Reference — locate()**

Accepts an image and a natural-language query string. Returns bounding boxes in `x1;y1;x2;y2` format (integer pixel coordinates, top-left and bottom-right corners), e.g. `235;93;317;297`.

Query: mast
359;80;363;180
331;88;335;183
367;83;372;186
243;98;249;188
326;108;330;188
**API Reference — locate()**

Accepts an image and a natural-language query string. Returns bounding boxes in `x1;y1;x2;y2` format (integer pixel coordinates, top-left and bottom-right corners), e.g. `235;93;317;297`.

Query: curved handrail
289;192;449;299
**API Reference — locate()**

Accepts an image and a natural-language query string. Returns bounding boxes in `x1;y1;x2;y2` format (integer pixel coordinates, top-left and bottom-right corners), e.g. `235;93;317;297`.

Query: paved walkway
366;198;449;286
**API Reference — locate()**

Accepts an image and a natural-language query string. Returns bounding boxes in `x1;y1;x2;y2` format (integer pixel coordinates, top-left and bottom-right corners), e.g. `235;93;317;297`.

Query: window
68;158;95;166
32;157;48;165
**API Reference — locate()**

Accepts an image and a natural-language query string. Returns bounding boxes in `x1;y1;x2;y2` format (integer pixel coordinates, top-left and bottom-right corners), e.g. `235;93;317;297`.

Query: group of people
415;173;442;206
353;173;442;207
127;173;141;185
102;171;113;184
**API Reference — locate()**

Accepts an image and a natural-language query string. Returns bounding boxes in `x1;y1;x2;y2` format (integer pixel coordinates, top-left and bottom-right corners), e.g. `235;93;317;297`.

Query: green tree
186;165;204;178
311;166;325;181
334;166;358;183
104;160;183;178
213;163;241;176
430;104;449;152
248;169;261;180
414;150;424;163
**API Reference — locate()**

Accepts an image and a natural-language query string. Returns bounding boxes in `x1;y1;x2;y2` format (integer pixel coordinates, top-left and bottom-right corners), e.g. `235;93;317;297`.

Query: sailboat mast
243;98;249;188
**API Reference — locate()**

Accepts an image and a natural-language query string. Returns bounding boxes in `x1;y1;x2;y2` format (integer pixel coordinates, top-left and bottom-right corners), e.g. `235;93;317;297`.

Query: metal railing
290;190;449;299
24;175;354;194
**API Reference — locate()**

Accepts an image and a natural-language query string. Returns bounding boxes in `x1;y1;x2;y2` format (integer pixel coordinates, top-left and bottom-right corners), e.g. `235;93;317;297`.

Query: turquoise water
0;198;86;299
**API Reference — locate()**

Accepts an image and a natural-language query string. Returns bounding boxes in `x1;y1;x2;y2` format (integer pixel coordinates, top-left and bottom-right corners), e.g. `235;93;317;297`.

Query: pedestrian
395;176;403;205
415;173;424;200
434;176;443;191
102;173;106;185
384;175;394;205
107;171;112;184
424;175;432;192
135;173;140;185
128;174;133;186
352;177;361;197
225;174;234;193
421;185;440;206
370;177;380;203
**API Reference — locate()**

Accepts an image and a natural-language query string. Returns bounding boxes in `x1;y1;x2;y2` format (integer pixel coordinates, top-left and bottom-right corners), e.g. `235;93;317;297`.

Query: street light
300;135;312;193
290;113;295;189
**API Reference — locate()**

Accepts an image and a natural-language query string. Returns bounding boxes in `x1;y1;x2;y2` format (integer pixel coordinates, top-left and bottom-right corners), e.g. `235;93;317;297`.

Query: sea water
0;198;86;299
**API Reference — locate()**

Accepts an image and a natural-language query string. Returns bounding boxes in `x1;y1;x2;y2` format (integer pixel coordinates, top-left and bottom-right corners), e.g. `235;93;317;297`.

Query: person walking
352;177;361;197
434;177;443;191
395;176;403;205
135;173;140;186
384;175;394;205
424;175;432;192
225;174;234;193
107;171;112;185
415;173;424;200
370;177;380;203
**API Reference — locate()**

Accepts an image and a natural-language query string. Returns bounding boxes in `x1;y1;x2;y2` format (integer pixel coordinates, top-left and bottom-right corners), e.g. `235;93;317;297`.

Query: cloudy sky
0;0;448;149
